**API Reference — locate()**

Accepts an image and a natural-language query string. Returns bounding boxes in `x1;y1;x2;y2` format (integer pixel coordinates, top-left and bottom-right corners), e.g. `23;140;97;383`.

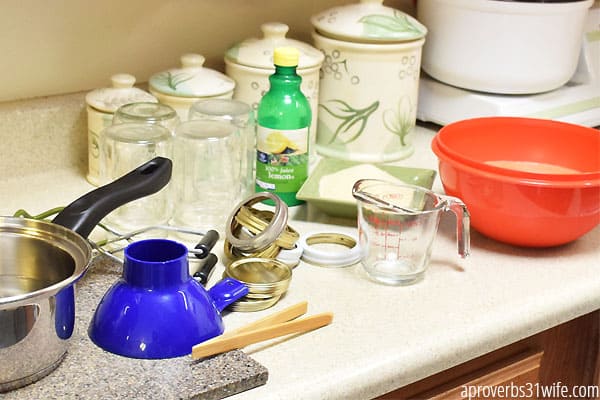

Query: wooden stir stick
222;301;308;338
191;302;333;360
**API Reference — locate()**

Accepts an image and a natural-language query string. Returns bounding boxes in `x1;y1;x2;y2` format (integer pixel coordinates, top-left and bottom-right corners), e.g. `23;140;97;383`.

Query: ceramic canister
311;0;427;162
85;74;157;186
224;22;325;163
149;54;236;121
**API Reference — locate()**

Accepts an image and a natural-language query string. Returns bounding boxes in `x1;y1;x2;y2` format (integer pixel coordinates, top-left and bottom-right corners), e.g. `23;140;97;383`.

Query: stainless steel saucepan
0;157;172;392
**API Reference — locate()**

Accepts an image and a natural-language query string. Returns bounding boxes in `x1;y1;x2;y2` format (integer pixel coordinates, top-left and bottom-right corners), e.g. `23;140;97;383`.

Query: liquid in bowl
485;160;582;174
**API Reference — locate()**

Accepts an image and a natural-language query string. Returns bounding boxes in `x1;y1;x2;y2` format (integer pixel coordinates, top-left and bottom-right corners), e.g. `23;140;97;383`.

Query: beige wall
0;0;415;102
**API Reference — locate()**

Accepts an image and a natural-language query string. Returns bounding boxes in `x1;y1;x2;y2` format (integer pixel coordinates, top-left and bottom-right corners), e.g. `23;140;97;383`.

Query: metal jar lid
85;74;157;113
229;294;282;312
224;257;292;312
311;0;427;43
225;257;292;295
225;22;324;71
149;54;235;98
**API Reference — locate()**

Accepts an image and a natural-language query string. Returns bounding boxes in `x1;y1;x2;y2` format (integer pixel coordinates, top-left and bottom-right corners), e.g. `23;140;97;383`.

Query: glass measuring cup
352;179;470;285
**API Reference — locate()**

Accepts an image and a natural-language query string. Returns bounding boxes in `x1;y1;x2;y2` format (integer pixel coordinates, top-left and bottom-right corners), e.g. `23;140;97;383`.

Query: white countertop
1;125;599;400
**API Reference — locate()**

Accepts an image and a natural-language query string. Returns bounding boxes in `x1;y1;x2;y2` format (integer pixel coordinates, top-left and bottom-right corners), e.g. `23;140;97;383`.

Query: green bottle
255;46;311;206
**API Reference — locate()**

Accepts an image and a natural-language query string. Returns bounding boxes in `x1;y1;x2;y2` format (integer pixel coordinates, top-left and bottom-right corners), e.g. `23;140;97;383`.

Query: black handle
52;157;172;238
193;230;220;259
193;253;218;286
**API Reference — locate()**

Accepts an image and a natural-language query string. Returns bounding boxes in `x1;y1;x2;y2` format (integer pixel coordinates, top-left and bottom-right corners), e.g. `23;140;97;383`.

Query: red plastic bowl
431;117;600;247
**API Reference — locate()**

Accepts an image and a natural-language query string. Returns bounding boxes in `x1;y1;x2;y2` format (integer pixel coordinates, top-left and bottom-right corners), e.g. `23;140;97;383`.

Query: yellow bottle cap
273;47;299;67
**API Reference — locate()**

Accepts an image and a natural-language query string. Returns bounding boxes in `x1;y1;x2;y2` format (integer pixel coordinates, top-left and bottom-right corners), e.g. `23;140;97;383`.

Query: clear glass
171;120;242;235
188;99;255;198
353;179;470;285
255;64;311;206
112;102;180;133
100;123;173;231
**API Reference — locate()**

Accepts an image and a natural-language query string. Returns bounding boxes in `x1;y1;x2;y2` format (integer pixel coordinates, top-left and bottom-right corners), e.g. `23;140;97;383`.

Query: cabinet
378;310;600;399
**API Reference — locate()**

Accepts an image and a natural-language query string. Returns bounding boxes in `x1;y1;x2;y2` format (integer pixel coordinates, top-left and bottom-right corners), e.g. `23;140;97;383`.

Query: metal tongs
191;301;333;359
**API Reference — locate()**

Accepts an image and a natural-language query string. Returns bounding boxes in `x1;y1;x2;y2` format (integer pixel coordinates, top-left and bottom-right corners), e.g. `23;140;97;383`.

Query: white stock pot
417;0;594;94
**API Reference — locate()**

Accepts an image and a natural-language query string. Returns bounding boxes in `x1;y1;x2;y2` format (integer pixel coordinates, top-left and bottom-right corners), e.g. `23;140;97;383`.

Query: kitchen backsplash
0;92;87;178
0;1;415;102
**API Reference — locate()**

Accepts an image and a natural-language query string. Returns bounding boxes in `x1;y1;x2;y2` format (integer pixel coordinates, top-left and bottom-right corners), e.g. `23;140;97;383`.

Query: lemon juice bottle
255;46;311;206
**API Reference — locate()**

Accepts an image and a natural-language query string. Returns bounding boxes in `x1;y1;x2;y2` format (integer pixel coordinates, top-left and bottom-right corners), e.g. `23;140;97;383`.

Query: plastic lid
299;231;361;268
311;0;427;43
85;74;157;113
149;54;236;98
275;244;303;268
225;22;324;70
273;47;299;67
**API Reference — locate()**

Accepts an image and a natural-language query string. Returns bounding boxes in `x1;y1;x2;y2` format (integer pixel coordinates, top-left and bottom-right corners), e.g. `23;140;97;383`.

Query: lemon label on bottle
256;126;309;196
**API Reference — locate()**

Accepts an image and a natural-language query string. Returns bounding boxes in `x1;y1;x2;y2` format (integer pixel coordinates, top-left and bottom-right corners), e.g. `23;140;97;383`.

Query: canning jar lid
85;74;157;113
311;0;427;43
149;54;235;98
225;22;324;70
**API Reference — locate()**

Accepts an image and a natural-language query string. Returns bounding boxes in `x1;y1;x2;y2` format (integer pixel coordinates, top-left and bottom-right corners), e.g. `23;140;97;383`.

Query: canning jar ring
236;206;299;249
224;239;281;261
225;192;288;252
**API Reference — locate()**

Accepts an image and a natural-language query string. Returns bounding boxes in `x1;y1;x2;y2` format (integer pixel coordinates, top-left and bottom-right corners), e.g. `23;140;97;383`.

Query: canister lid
311;0;427;43
85;74;157;113
149;54;236;98
225;22;324;70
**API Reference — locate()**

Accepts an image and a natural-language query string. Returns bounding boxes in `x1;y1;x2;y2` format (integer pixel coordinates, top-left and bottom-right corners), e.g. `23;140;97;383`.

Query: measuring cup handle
441;195;471;258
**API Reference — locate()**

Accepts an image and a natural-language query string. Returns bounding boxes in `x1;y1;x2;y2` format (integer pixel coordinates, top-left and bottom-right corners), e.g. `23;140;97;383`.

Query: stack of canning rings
224;192;300;311
224;192;363;311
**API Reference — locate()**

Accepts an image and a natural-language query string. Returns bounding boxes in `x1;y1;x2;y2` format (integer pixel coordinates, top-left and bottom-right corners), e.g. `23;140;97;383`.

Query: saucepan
0;157;172;392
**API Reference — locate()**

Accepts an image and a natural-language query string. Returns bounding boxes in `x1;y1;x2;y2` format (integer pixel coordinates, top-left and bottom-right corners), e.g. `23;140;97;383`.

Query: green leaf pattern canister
149;54;236;121
311;0;427;162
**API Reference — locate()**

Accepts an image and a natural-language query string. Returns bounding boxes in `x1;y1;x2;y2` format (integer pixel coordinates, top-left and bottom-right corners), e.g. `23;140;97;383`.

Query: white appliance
417;7;600;127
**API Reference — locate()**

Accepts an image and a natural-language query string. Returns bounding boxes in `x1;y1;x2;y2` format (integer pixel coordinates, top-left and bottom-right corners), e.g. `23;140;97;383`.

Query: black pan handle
193;253;218;286
193;230;220;259
52;157;172;238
